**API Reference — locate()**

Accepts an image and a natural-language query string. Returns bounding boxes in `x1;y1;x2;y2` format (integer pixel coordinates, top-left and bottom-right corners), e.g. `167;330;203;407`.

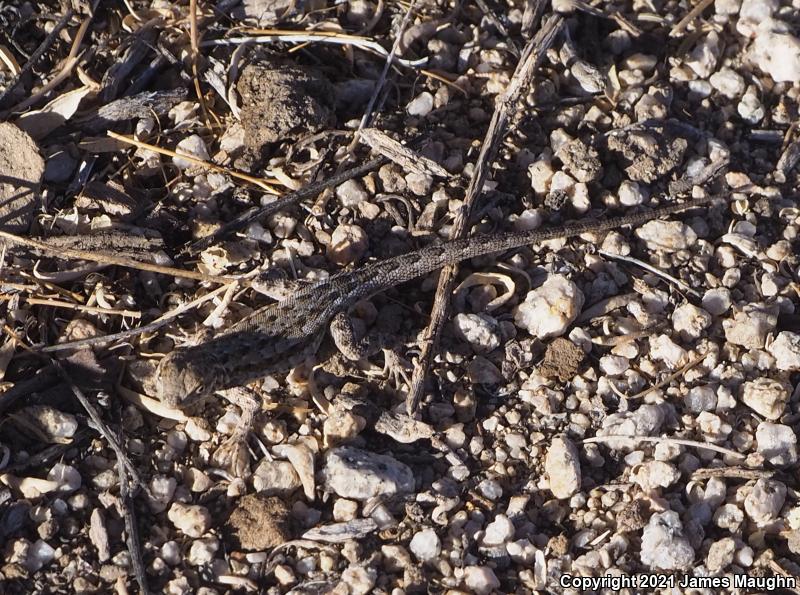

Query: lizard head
155;350;219;409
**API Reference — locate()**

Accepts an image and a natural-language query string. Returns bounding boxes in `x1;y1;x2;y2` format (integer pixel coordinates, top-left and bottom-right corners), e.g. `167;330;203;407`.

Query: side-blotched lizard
155;196;717;411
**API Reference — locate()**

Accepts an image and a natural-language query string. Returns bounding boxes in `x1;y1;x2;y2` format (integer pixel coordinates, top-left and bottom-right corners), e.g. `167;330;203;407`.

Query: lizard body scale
155;197;715;408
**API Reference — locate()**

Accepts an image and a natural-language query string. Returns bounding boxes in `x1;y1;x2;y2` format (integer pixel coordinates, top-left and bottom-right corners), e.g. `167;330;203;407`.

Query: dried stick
0;8;74;108
0;229;233;284
51;359;146;487
405;14;565;415
41;281;235;353
186;155;388;254
117;456;150;595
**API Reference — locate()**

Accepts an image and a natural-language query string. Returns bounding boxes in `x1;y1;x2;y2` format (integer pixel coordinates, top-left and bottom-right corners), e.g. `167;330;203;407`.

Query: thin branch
0;229;233;284
41;281;235;353
405;14;565;415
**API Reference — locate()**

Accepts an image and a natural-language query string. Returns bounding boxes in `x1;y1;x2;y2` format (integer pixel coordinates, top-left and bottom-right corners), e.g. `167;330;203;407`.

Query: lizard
155;195;719;415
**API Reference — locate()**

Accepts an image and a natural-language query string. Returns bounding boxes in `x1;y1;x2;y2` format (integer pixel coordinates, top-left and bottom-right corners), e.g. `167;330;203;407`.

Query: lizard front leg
211;386;260;476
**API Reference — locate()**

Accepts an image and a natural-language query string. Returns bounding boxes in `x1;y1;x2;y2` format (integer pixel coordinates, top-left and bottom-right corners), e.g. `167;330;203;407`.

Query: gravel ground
1;0;800;594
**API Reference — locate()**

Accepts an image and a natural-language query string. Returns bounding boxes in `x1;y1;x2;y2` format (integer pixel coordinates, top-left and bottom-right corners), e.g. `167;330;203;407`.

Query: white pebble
635;220;697;252
188;537;219;565
48;463;81;493
685;385;718;413
709;68;746;98
506;538;538;564
723;304;777;348
477;478;503;500
702;288;732;316
184;418;212;442
528;159;554;194
482;514;515;546
253;459;302;496
463;565;501;595
167;503;212;538
744;478;786;524
649;334;687;368
545;436;581;499
618;180;646;206
672;303;712;341
737;86;765;124
148;475;177;513
409;528;441;562
453;313;500;354
173;135;210;170
768;332;800;371
640;511;694;570
161;541;181;566
741;377;789;420
336;179;369;207
750;26;800;83
599;354;629;376
514;275;584;339
756;422;798;465
631;461;680;492
322;446;414;500
407;92;434;116
685;31;720;78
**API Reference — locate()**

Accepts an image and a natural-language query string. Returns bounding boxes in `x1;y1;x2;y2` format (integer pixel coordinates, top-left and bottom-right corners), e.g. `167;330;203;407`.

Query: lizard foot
382;348;413;389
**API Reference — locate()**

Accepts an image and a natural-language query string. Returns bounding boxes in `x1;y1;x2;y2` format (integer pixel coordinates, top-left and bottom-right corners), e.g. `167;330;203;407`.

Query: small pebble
740;377;789;420
514;275;584;339
640;511;694;570
409;528;442;562
545;436;581;499
167;503;212;538
744;478;786;524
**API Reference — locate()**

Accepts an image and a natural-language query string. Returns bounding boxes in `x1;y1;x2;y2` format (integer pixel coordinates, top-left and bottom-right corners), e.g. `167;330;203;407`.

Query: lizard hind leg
211;386;260;477
329;311;373;361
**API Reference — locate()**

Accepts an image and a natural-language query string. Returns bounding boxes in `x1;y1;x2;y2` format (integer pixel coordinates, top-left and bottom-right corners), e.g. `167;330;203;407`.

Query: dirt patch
539;337;585;381
224;494;294;551
605;123;689;183
237;59;334;151
0;122;43;232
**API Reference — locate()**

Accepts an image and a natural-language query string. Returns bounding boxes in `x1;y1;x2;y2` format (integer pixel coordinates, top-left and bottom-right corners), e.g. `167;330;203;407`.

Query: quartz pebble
453;313;500;354
744;479;786;524
545;436;581;499
253;459;302;496
409;528;441;562
740;377;789;420
482;514;515;545
336;179;369;206
640;511;694;570
672;303;712;341
407;92;434;116
755;422;798;465
463;565;501;595
750;26;800;83
514;275;584;339
173;135;210;170
322;446;414;500
167;503;212;538
631;461;681;492
768;332;800;371
723;304;777;349
635;220;697;252
709;68;746;98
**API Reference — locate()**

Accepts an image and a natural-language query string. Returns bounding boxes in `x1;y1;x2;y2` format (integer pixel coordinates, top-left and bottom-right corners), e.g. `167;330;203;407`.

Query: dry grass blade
107;131;283;192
